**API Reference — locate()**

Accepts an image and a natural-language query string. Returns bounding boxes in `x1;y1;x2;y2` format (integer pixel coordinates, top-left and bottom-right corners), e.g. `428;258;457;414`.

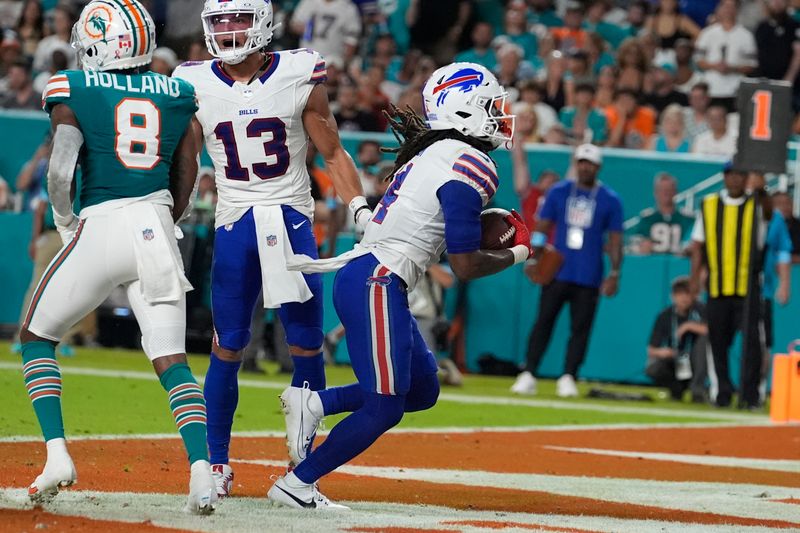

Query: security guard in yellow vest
690;162;771;409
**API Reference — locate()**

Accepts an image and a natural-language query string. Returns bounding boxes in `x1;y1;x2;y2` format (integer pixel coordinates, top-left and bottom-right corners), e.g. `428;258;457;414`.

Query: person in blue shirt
512;143;624;397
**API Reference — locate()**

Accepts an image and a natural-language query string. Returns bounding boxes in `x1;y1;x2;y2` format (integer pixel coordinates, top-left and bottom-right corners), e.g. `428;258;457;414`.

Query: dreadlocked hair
381;104;495;180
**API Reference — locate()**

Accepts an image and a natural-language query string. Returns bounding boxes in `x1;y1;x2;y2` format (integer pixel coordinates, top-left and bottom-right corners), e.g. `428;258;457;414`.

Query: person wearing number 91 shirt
171;0;368;499
264;62;525;509
28;0;217;515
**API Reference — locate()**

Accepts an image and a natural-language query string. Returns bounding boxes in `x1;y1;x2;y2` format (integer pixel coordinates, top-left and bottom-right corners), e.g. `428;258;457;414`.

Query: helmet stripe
122;0;147;56
109;0;139;57
127;0;151;54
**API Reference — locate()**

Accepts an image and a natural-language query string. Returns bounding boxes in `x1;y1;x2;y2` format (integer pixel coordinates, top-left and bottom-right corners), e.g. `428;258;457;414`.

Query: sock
318;384;364;416
293;392;405;484
161;363;208;464
22;341;64;442
204;353;241;464
291;353;325;390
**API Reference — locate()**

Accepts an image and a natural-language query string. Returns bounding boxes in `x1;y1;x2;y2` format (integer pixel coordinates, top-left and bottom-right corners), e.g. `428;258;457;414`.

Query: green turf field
0;342;764;438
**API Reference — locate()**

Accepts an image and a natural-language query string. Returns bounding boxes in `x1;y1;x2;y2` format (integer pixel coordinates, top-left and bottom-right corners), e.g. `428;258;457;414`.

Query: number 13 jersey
173;50;326;228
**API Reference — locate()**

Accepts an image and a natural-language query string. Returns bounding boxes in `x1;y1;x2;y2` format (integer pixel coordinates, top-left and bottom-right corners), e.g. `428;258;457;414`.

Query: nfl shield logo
142;228;155;241
266;234;278;247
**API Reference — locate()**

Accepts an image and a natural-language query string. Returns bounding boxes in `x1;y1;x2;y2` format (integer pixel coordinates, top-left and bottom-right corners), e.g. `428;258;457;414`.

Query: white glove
54;212;79;246
349;195;373;232
174;225;185;240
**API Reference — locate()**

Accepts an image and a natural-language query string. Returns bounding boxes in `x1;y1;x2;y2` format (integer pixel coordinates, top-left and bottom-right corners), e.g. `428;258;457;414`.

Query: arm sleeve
42;72;71;113
436;180;483;254
309;52;327;85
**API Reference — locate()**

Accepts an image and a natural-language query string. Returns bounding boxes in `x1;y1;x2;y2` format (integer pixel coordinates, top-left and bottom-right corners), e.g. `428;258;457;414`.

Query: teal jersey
43;69;198;209
454;48;497;71
634;209;695;254
559;107;608;143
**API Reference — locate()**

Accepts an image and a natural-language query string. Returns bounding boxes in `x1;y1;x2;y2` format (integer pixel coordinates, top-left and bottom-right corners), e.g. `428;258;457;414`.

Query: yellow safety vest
701;193;756;298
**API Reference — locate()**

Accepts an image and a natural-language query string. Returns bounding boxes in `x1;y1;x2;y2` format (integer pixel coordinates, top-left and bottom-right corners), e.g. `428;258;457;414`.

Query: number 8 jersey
42;69;198;209
173;50;326;228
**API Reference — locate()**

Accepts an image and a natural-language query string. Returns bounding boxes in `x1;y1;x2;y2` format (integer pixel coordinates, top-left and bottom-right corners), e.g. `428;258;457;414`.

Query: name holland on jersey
83;70;182;98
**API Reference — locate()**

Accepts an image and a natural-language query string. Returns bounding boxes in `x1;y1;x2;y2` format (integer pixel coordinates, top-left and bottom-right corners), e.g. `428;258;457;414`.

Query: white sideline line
0;421;781;443
543;446;800;473
0;361;765;422
236;459;800;524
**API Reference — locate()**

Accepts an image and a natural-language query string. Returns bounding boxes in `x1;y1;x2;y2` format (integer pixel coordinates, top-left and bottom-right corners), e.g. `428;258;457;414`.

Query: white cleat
28;439;77;503
510;371;537;395
186;460;218;515
556;374;579;398
211;463;234;499
268;474;350;510
280;384;323;465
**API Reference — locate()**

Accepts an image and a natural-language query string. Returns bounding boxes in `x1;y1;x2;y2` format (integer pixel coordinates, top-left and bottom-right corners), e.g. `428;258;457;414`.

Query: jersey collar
211;54;281;88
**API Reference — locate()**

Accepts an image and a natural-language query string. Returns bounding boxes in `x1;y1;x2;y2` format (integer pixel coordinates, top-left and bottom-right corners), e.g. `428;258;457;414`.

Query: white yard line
235;459;800;524
0;362;764;422
0;487;792;533
543;446;800;473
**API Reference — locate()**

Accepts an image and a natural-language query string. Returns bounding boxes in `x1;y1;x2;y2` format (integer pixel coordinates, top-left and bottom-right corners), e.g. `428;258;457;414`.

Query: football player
21;0;216;514
268;63;530;508
172;0;368;498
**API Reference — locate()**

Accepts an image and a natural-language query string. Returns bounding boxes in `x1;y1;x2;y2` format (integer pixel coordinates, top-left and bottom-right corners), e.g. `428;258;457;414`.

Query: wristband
531;231;547;247
348;195;368;216
511;245;530;265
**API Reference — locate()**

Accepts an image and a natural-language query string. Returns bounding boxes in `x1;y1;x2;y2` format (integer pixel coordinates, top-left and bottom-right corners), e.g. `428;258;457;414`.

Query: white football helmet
202;0;274;65
71;0;155;72
422;63;515;148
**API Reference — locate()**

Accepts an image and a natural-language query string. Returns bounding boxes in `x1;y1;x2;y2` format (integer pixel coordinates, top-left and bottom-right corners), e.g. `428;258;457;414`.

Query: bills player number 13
213;118;290;181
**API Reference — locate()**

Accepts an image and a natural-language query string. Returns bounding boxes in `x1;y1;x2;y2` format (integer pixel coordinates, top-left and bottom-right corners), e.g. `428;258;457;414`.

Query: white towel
286;244;371;274
252;205;313;308
125;202;192;303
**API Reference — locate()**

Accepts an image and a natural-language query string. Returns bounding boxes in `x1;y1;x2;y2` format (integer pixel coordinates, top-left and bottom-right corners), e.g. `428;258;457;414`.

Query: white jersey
291;0;362;62
360;139;498;289
173;50;326;228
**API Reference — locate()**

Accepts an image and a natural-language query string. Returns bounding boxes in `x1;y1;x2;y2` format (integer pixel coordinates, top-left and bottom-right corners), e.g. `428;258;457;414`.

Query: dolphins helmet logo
85;5;112;41
432;67;484;106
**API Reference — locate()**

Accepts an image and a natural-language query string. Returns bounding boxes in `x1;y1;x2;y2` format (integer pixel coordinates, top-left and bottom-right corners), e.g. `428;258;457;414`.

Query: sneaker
556;374;579;398
186;460;217;515
268;474;349;510
280;384;323;465
510;371;537;395
211;463;234;498
28;438;77;503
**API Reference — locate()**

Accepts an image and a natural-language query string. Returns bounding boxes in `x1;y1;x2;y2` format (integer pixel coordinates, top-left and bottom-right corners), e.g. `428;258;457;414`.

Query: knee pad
214;328;250;352
284;323;323;351
404;372;440;413
141;323;187;360
363;392;405;432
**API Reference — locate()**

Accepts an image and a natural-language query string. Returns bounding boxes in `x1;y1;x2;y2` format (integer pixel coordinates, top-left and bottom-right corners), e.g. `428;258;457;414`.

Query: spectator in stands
674;39;703;93
772;191;800;261
513;103;542;144
513;143;623;398
646;276;708;402
646;103;690;153
518;80;558;138
527;0;562;29
542;122;568;144
495;43;531;101
455;21;497;71
564;49;594;102
499;2;538;61
15;0;43;60
408;0;471;65
368;35;403;83
625;0;650;36
512;132;560;231
644;63;688;115
645;0;701;53
150;47;178;76
633;172;694;255
584;0;627;50
559;82;608;145
543;50;567;110
334;82;381;132
0;60;40;110
396;86;425;116
357;64;391;130
32;5;75;73
691;104;737;157
0;30;22;87
695;0;757;111
616;38;650;92
683;82;711;141
355;140;381;198
755;0;800;108
15;135;49;211
585;32;616;75
32;48;67;95
291;0;362;65
594;64;617;107
606;88;656;149
552;1;588;53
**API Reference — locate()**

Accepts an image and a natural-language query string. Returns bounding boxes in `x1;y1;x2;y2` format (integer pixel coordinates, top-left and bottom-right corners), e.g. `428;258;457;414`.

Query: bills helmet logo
367;275;392;287
266;234;278;247
432;67;484;106
142;228;155;241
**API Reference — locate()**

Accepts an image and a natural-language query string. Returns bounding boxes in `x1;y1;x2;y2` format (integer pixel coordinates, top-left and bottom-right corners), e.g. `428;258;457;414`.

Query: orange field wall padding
789;351;800;422
770;354;790;423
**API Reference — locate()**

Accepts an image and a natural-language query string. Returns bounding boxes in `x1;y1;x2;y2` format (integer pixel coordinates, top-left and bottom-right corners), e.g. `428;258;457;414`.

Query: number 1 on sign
750;90;772;142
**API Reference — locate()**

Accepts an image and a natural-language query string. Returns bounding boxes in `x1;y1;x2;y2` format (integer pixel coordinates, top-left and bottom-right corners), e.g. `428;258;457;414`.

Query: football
480;208;516;250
